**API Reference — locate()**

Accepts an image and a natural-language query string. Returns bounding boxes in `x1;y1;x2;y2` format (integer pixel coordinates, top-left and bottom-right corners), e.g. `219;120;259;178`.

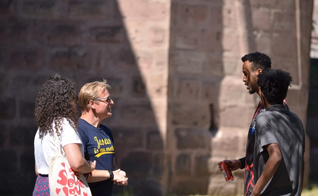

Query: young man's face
242;60;261;94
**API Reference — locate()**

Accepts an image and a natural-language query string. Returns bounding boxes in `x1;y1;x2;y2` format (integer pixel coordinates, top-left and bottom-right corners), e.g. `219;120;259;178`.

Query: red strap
245;164;255;195
252;102;263;119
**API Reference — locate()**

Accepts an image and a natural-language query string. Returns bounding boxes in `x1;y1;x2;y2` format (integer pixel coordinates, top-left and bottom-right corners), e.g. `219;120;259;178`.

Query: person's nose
242;76;247;83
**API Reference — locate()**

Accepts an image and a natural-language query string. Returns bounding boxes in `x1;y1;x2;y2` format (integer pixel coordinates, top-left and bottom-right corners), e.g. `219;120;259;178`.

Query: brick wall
0;0;314;195
167;0;249;195
0;0;168;195
167;0;313;195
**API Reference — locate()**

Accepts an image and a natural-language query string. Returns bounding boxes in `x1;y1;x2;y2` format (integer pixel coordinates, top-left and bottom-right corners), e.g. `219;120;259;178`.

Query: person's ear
88;100;96;109
256;68;263;76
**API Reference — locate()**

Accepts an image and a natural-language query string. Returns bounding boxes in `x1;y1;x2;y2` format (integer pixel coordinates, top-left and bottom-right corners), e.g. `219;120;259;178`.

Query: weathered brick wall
0;0;169;195
167;0;253;195
0;0;314;195
112;1;170;195
167;0;313;195
311;0;318;58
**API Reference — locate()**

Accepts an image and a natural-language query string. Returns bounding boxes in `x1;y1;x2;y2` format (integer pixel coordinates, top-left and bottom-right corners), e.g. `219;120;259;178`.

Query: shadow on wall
166;0;225;195
0;1;162;196
307;58;318;183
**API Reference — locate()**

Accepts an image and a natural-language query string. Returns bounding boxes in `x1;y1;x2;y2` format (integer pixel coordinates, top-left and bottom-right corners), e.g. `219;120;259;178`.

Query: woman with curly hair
32;74;96;195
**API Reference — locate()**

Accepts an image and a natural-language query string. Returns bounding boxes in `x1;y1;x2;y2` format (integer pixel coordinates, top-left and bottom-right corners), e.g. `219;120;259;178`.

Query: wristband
239;157;245;169
108;170;114;181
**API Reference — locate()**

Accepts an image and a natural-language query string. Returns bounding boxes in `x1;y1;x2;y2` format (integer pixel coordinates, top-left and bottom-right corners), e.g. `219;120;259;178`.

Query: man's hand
218;159;242;171
251;190;261;196
253;143;282;196
113;169;128;186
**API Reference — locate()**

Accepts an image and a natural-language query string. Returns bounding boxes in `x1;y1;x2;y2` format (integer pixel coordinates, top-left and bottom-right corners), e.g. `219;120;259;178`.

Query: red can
220;161;234;182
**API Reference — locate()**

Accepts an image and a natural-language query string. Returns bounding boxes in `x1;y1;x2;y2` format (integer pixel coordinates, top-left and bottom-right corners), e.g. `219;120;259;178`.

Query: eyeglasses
93;96;112;104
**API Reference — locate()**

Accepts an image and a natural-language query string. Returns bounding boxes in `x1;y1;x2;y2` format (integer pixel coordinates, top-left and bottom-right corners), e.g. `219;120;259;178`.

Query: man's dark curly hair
34;74;78;138
257;69;292;105
241;51;271;71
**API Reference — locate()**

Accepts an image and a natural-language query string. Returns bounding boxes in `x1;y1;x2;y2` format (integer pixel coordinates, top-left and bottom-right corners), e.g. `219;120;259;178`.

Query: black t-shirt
78;118;115;196
254;104;305;196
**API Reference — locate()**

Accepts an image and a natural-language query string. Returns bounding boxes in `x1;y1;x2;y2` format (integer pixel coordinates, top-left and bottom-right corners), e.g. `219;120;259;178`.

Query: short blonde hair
78;79;111;111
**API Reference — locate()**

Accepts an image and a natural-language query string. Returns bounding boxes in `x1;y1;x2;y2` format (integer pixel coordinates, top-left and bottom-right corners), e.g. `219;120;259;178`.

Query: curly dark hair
34;74;78;138
241;51;271;71
257;69;292;105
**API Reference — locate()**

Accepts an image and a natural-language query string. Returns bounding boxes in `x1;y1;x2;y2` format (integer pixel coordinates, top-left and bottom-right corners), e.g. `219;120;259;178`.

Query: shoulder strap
252;102;263;119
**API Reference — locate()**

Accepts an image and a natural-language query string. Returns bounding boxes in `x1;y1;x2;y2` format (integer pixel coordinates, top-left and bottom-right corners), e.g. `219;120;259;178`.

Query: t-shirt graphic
93;136;114;158
78;118;115;196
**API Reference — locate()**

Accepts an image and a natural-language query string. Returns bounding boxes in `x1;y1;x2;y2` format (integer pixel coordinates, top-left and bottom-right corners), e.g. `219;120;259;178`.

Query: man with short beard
218;52;288;195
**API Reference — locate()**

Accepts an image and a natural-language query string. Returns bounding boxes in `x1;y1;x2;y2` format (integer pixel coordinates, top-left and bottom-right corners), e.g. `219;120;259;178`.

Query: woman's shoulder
60;117;74;126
